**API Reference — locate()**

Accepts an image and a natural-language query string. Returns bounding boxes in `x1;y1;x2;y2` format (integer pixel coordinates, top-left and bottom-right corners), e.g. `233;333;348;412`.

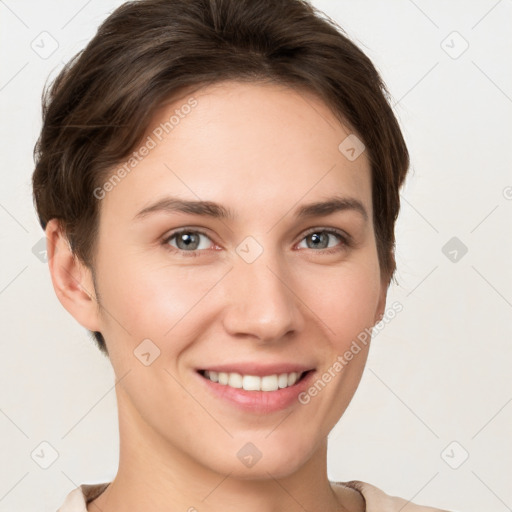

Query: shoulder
58;480;454;512
336;480;454;512
57;482;110;512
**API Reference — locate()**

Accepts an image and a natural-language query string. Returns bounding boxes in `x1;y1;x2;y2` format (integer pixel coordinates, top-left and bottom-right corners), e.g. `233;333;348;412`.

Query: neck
87;387;363;512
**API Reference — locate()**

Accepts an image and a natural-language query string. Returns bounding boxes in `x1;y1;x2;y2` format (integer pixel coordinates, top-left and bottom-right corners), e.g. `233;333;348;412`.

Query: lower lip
196;370;316;413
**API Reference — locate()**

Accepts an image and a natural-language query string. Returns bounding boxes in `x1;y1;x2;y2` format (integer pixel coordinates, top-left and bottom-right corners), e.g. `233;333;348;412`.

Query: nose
221;247;304;343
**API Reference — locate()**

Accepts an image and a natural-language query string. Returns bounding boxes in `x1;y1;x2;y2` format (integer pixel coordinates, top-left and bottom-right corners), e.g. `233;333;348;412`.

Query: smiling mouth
197;369;313;392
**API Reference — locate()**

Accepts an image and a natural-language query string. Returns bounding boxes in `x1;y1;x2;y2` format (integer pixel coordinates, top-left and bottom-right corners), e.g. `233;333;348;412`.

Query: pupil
310;232;327;249
179;232;198;249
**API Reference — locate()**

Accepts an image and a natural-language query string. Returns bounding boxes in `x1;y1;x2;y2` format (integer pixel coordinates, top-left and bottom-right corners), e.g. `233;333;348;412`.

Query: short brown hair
32;0;410;356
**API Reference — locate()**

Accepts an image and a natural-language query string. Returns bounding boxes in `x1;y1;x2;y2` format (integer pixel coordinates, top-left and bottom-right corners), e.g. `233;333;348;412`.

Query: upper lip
197;362;315;377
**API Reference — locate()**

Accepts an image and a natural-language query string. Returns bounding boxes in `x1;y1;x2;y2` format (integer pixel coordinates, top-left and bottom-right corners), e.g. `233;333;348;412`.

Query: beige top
56;480;453;511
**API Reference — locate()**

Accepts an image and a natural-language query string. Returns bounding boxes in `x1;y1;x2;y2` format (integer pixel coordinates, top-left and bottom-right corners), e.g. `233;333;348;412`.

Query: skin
46;80;388;512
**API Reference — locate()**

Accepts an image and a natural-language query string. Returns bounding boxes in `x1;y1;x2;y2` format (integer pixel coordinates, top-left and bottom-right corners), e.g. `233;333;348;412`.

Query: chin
203;436;315;480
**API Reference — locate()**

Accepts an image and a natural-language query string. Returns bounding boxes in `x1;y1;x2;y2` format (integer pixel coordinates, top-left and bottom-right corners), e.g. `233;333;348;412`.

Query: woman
32;0;452;510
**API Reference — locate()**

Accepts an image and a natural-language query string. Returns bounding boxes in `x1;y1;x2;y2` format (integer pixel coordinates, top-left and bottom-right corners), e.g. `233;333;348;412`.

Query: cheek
306;261;381;347
96;251;225;349
97;233;381;356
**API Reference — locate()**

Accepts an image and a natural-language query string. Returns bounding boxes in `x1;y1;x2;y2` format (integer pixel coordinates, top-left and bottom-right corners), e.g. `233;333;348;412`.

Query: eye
163;229;215;256
162;227;351;257
296;228;350;254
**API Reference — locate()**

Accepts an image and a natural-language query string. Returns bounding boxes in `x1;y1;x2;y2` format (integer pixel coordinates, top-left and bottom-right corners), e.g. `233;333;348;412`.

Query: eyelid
162;227;217;254
299;226;352;244
295;227;352;255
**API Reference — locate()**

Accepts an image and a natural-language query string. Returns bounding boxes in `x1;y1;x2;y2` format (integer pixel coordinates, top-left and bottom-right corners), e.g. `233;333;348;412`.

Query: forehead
100;80;372;224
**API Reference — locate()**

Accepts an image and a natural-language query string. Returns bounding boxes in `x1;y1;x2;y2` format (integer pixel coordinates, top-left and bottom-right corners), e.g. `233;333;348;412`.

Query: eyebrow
133;195;368;223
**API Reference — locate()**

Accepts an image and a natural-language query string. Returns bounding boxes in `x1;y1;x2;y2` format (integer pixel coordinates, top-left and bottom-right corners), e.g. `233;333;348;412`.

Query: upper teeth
203;371;303;391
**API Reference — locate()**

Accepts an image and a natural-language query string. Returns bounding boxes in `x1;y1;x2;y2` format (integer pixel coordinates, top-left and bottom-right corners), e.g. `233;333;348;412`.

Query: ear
45;219;102;332
373;278;388;326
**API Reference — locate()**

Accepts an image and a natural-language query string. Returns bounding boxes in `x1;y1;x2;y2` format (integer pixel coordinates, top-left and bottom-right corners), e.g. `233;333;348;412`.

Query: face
59;81;387;479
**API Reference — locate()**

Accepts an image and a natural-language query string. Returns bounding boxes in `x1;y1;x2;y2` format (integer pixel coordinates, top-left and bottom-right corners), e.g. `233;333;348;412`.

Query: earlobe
45;219;102;332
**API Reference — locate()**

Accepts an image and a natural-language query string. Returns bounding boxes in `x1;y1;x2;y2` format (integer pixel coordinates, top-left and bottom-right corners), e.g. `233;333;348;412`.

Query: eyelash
162;227;352;257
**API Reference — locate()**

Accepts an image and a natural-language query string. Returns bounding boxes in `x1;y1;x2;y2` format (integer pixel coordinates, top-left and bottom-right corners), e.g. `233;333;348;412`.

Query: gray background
0;0;511;510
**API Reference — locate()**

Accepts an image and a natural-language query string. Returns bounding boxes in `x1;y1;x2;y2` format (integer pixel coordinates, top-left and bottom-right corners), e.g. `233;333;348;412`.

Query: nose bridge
222;242;303;341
